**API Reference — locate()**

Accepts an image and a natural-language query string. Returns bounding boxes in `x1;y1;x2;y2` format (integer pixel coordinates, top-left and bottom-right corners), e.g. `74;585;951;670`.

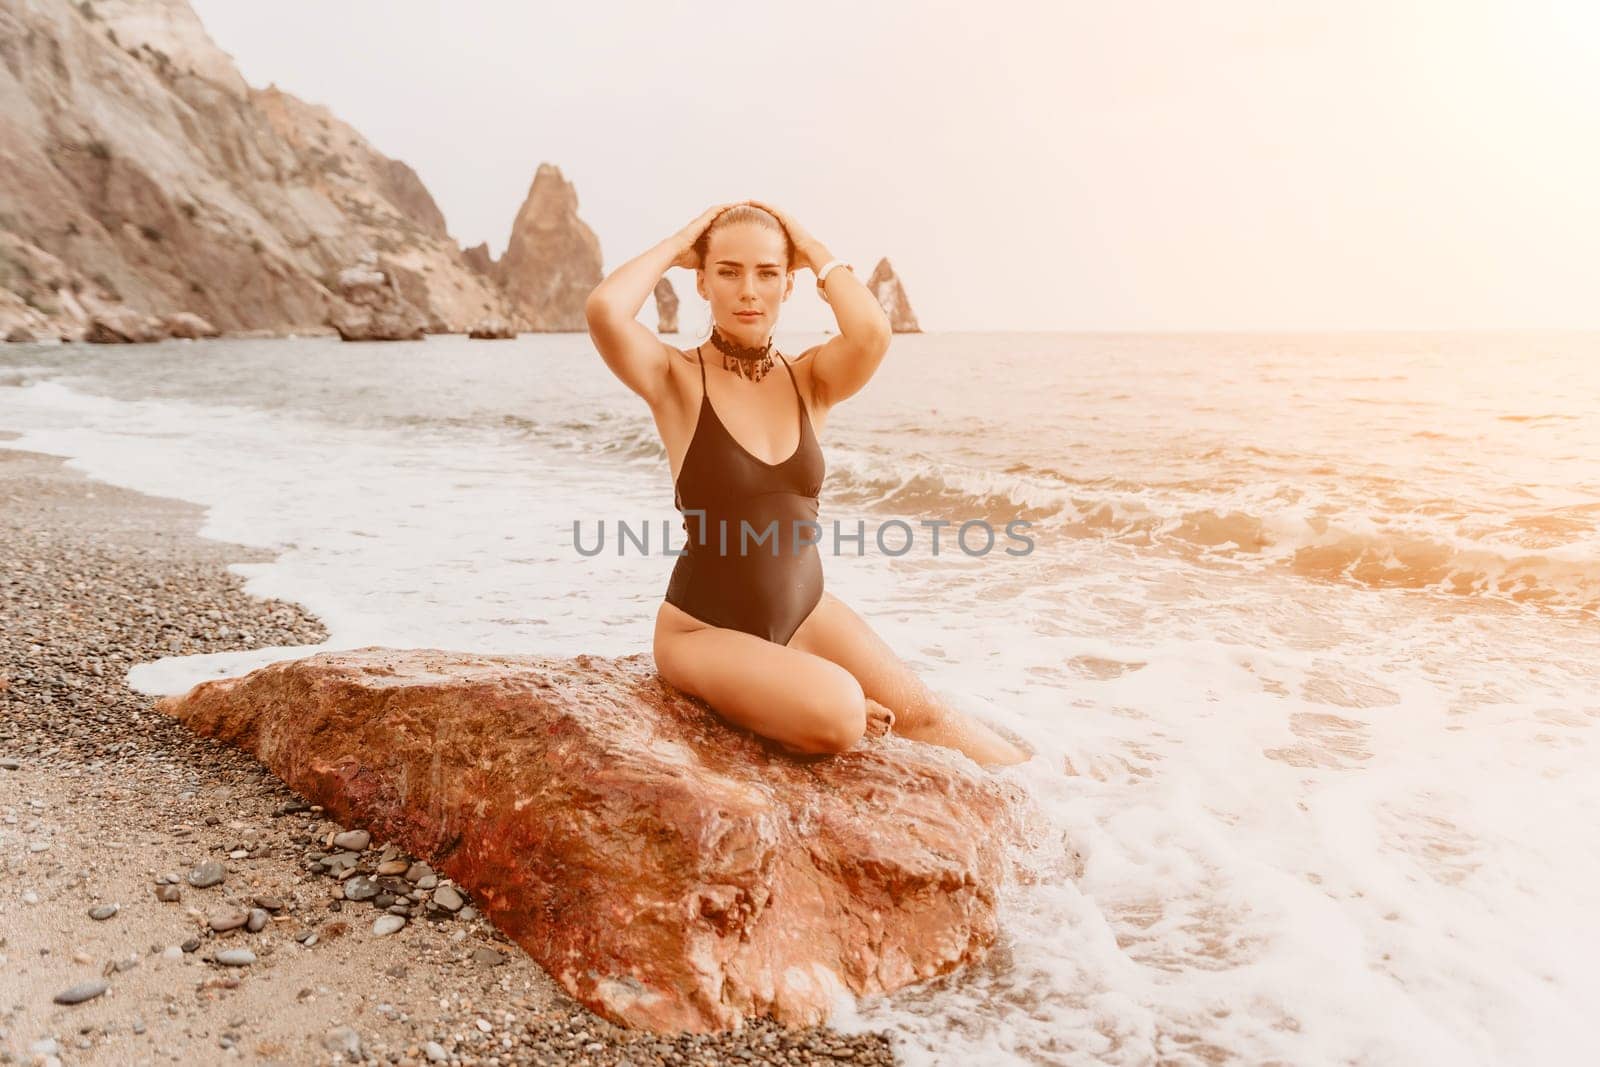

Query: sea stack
496;164;603;332
867;258;921;333
654;277;679;333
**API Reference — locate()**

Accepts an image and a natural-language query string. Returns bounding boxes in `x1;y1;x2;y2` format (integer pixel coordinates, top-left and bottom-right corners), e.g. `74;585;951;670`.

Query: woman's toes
864;699;895;739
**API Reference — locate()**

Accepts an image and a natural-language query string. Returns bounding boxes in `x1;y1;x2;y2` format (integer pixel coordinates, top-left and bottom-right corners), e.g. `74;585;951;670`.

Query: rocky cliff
867;257;921;333
0;0;514;339
494;163;602;332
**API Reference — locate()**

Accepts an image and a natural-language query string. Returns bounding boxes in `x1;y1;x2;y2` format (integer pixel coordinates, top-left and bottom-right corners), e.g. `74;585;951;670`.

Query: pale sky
189;0;1600;331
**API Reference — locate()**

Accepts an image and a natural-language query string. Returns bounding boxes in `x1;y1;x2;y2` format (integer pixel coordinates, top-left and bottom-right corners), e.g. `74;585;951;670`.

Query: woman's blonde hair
692;205;795;272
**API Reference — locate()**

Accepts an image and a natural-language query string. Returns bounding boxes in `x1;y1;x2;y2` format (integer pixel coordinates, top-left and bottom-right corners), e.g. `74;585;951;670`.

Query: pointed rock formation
867;258;921;333
653;277;679;334
0;0;512;336
156;647;1043;1034
460;242;496;277
496;164;603;332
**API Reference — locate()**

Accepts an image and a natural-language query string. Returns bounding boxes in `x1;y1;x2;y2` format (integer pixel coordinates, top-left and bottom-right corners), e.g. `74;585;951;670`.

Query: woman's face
697;222;792;344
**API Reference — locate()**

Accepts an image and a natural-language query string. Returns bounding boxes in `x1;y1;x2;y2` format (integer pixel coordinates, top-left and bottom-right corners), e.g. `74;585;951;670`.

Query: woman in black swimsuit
585;200;1028;767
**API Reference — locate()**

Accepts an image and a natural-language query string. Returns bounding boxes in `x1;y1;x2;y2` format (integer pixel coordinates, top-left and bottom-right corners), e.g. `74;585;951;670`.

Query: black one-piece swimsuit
664;345;826;646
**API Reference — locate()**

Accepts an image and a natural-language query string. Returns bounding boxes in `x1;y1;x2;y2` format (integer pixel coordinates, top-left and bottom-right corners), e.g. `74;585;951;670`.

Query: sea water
2;330;1596;1065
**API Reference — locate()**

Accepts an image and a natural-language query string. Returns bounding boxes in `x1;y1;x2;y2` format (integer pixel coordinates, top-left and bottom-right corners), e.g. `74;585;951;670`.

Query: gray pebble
53;979;110;1004
321;1026;362;1057
432;885;464;912
371;914;406;936
213;948;255;967
323;850;360;873
186;860;225;888
246;907;269;932
208;907;248;932
88;903;119;920
332;829;370;851
343;875;379;902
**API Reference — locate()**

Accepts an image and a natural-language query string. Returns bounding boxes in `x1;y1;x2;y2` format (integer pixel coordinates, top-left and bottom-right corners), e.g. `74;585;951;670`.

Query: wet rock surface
158;645;1034;1034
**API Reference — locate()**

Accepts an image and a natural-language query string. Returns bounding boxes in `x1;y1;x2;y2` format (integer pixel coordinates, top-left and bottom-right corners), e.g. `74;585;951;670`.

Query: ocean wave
1267;518;1600;613
823;452;1600;613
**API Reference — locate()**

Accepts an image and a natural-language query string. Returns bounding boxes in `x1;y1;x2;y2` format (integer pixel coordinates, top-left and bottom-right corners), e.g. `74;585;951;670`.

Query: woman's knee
652;625;699;697
794;663;867;753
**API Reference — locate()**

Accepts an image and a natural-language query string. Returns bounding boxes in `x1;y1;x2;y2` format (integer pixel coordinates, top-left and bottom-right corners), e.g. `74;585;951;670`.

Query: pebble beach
0;440;898;1067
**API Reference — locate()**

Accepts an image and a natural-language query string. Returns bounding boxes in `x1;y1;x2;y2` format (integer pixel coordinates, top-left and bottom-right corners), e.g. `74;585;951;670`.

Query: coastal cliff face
494;163;603;332
0;0;513;339
867;257;921;333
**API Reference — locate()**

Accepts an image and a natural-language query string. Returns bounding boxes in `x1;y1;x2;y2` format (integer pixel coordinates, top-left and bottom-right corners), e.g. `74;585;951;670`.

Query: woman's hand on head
670;202;740;271
741;199;822;273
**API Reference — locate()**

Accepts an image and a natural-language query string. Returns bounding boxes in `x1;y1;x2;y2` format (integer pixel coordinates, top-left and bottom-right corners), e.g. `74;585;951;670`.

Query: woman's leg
786;592;1031;768
654;601;870;755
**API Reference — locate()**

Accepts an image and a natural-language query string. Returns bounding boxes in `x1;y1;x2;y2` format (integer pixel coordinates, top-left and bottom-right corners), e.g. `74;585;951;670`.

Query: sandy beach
0;439;897;1066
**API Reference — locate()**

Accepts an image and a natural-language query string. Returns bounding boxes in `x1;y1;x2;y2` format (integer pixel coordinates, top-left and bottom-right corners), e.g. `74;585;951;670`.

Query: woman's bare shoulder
657;344;701;404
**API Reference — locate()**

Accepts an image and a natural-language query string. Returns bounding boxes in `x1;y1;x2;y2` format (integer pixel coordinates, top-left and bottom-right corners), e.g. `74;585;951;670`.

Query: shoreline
0;441;898;1066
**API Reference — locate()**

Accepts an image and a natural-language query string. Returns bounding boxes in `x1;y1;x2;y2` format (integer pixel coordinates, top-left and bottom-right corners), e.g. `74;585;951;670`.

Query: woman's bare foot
864;698;896;740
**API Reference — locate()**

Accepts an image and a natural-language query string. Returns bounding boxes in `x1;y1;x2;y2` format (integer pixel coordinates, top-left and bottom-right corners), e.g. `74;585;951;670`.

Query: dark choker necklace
708;323;776;383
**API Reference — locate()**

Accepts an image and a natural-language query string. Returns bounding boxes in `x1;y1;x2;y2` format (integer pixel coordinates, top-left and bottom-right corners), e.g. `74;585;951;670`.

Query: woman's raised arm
744;199;892;408
585;203;738;404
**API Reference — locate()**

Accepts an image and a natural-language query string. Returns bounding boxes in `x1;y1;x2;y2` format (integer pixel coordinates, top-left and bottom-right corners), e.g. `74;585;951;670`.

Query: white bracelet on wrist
815;259;853;303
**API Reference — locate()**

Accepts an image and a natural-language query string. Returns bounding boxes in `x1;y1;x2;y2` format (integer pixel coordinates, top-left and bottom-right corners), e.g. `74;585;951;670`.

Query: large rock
653;277;679;334
327;252;427;341
866;258;921;333
467;317;516;339
162;310;220;339
156;648;1040;1034
495;163;602;332
85;306;168;343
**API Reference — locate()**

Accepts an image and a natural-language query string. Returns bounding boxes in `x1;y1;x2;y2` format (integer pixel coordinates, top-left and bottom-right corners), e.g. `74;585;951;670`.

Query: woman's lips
734;311;761;320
